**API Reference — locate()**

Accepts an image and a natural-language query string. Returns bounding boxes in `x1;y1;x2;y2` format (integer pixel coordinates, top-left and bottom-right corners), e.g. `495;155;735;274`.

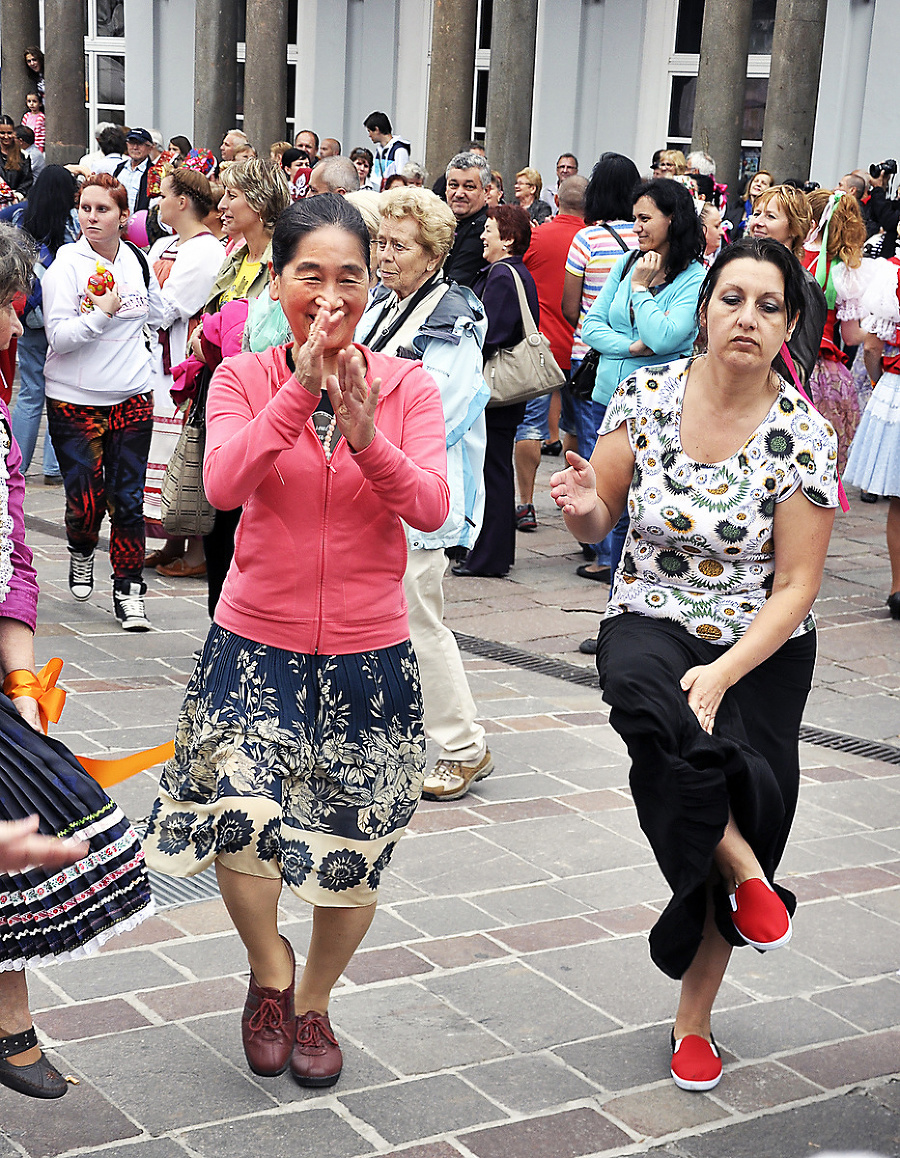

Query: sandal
0;1028;67;1099
156;558;207;578
144;549;180;570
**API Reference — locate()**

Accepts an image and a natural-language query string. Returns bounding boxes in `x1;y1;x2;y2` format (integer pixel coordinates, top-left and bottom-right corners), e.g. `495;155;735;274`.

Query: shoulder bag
569;229;635;401
485;264;565;408
160;368;216;535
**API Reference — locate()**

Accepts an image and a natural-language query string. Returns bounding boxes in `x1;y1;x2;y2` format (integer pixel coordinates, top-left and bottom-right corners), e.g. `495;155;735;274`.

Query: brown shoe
291;1010;343;1087
421;749;494;802
241;935;295;1077
156;558;207;577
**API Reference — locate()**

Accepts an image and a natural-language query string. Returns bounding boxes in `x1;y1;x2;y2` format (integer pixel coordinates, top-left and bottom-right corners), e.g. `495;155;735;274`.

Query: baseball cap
126;127;152;144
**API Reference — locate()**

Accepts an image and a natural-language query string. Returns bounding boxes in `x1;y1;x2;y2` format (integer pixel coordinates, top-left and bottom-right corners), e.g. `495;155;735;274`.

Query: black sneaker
515;503;537;532
68;549;94;601
113;581;151;631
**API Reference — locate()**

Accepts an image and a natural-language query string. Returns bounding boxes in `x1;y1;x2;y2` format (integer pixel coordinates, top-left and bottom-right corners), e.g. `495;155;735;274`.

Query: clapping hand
550;450;598;517
326;346;380;453
292;304;345;397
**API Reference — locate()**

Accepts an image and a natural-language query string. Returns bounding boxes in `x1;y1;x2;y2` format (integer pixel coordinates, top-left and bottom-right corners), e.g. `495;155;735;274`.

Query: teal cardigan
581;251;706;406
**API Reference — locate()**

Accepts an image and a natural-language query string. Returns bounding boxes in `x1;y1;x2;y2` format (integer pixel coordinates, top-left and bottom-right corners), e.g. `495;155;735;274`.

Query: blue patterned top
599;358;839;645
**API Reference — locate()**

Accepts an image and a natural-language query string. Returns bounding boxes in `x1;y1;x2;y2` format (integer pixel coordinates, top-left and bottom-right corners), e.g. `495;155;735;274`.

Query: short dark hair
558;153;578;168
632;177;704;279
272;193;371;275
585;152;641;224
363;111;392;136
281;148;305;171
98;126;127;156
487;204;532;257
15;125;35;147
697;236;807;337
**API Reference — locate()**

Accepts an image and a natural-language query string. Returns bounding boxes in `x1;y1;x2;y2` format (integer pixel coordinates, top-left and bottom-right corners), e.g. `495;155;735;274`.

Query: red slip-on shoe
670;1031;722;1091
730;877;792;951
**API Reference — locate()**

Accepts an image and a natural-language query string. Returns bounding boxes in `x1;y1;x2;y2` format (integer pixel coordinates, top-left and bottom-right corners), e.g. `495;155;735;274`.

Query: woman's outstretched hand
292;304;346;397
327;347;380;453
550;450;598;517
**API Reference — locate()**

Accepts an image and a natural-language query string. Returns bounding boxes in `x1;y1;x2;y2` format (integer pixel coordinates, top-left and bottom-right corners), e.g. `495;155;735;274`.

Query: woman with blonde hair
799;188;871;473
514;167;551;225
748;184;826;385
653;149;687;178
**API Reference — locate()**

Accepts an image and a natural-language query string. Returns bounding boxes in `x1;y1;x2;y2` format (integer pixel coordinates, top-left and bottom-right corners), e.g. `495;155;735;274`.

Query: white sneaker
68;549;94;601
113;582;151;631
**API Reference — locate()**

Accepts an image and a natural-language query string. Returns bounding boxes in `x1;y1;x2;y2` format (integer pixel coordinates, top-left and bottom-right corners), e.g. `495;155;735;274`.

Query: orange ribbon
3;658;174;787
3;658;67;734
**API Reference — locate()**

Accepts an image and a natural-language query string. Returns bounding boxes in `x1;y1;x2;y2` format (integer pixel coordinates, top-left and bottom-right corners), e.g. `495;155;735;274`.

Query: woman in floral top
551;238;838;1094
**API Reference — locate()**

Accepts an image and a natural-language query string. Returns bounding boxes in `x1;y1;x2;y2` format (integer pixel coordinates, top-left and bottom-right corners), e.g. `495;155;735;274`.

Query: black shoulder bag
569;227;634;401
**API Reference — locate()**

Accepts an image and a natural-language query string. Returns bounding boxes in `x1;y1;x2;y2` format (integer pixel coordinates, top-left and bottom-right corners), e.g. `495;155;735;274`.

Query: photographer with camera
865;159;899;256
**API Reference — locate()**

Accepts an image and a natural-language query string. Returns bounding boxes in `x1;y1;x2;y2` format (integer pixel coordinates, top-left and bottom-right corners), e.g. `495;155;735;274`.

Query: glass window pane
288;0;299;43
286;63;296;120
675;0;704;54
473;69;488;136
668;76;697;139
97;54;125;105
236;62;244;118
749;0;776;54
743;77;767;140
97;107;125;125
96;0;125;37
478;0;493;51
237;0;247;42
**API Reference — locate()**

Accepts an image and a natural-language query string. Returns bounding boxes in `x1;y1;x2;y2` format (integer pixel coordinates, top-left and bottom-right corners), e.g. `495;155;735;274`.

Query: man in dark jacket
442;152;491;289
114;127;153;214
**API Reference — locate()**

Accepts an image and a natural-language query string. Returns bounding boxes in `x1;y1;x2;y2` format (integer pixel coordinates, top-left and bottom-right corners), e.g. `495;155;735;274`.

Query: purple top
0;399;39;632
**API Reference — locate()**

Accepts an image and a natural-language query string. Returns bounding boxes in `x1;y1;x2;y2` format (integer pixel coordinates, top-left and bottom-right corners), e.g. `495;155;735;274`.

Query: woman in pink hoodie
144;195;449;1089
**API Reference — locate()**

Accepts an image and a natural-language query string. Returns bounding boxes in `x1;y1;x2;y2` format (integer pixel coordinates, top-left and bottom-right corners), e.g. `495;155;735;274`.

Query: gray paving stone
0;1074;142;1157
335;981;511;1074
485;729;625;773
462;1052;600;1112
672;1089;900;1157
469;882;591;925
726;942;847;999
478;813;647;877
789;800;871;842
355;905;426;949
340;1074;505;1146
393;896;497;937
425;960;617;1051
476;696;562;718
76;1144;189;1158
393;829;551;896
789;898;900;979
812;976;900;1031
554;864;668;910
796;832;900;870
528;938;679;1025
802;778;900;829
157;932;249;979
59;1023;274;1133
181;1109;371;1158
855;887;900;925
469;770;578;803
46;948;187;1001
712;996;860;1059
554;1024;673;1092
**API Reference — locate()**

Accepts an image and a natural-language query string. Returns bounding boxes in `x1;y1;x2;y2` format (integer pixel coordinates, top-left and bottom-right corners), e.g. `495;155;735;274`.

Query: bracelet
632;285;650;295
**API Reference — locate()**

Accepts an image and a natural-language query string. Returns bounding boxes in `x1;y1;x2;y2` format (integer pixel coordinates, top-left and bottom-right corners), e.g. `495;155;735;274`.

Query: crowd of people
1;81;900;1105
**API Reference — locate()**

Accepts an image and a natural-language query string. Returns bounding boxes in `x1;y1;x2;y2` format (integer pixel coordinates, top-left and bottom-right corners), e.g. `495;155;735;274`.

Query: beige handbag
160;375;216;536
484;264;565;408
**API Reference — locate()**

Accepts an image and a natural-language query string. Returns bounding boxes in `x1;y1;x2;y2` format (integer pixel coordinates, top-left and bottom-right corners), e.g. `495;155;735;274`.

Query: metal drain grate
147;867;221;909
453;630;900;766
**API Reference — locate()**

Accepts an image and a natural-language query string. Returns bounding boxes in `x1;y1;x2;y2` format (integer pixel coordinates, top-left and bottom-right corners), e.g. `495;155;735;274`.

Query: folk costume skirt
144;627;426;907
0;694;153;971
597;613;816;980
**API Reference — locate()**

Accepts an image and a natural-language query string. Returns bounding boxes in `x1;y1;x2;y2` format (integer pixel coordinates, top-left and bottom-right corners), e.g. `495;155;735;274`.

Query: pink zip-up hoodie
205;343;449;655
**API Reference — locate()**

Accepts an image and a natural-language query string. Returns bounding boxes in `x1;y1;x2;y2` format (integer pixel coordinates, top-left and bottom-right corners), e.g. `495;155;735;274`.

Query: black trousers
463;400;526;577
597;613;816;980
202;505;241;620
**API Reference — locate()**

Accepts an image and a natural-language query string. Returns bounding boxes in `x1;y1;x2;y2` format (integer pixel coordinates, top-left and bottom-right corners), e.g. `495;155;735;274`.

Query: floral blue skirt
143;627;425;906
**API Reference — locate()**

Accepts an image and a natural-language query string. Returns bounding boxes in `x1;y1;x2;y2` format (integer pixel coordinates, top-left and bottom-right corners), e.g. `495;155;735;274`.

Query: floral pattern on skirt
808;356;860;476
143;627;425;906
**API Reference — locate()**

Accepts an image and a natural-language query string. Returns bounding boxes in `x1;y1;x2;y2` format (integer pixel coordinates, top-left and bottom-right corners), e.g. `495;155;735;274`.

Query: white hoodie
42;235;168;405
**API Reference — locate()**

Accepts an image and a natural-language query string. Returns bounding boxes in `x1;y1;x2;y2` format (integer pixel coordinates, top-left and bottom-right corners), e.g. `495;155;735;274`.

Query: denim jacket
357;280;489;551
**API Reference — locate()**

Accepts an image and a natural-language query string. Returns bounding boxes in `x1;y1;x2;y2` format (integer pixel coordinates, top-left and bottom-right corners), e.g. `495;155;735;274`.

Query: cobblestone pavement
4;456;900;1158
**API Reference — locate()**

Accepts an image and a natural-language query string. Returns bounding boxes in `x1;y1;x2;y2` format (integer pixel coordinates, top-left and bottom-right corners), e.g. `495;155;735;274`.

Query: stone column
43;0;87;165
691;0;754;204
485;0;539;193
0;0;41;126
243;0;288;154
424;0;479;185
760;0;828;183
193;0;238;157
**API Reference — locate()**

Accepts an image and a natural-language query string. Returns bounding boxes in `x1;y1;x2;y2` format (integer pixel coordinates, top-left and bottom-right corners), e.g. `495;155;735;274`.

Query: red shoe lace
296;1014;338;1049
248;996;285;1034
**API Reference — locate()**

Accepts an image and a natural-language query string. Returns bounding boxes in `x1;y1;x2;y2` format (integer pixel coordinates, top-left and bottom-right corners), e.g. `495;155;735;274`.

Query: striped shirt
565;220;639;362
22;111;45;152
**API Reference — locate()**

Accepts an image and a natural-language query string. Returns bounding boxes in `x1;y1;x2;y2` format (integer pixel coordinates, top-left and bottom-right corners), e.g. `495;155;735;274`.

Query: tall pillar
485;0;539;193
0;0;41;123
43;0;87;165
691;0;753;204
760;0;828;183
243;0;288;154
193;0;238;157
424;0;478;185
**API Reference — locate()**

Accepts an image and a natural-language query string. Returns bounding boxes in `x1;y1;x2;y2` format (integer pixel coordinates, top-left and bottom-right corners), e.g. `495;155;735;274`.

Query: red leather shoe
291;1010;343;1087
670;1031;722;1091
730;877;792;950
241;935;295;1077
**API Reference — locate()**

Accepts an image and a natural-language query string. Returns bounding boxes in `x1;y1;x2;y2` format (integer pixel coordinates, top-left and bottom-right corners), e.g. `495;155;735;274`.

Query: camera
869;159;898;179
802;180;820;194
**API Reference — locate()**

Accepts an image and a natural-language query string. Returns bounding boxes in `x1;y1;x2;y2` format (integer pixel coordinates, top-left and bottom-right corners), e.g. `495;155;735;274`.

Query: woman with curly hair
799;189;871;473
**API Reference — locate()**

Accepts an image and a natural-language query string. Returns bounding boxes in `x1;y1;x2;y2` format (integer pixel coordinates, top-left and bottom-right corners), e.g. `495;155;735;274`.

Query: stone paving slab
3;471;900;1156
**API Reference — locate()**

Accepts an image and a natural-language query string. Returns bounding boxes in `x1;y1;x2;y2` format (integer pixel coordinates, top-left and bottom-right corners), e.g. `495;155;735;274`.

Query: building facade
2;0;898;192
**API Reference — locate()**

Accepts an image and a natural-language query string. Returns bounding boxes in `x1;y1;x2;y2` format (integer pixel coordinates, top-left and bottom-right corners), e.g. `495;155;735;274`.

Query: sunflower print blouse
599;358;839;646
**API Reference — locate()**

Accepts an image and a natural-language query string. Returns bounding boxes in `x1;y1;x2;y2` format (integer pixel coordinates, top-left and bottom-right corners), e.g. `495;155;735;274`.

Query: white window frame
84;1;125;143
